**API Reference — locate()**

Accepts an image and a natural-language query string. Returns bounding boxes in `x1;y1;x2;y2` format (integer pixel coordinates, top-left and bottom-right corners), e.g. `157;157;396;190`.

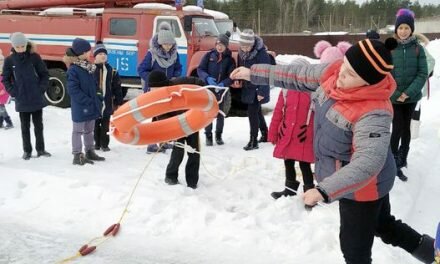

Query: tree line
204;0;440;34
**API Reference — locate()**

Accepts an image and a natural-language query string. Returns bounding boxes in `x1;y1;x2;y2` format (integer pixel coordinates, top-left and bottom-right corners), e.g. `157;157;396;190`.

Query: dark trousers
247;99;268;138
166;132;200;188
339;195;422;264
284;159;314;186
19;110;45;153
205;102;225;135
94;116;110;148
390;103;417;155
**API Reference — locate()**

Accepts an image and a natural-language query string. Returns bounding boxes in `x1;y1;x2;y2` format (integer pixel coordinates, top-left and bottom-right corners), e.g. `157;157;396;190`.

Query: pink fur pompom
314;40;332;59
336;41;352;55
396;8;415;19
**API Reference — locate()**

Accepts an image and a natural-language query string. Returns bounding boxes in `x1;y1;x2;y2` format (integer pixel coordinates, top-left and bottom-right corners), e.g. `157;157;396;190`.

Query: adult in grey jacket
230;38;435;264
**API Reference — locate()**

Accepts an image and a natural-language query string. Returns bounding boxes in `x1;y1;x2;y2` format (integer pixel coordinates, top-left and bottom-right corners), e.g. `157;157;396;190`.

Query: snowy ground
1;40;440;264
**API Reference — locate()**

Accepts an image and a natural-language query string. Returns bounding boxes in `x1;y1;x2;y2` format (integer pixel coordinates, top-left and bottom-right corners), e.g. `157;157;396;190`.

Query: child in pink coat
0;49;14;129
268;58;315;199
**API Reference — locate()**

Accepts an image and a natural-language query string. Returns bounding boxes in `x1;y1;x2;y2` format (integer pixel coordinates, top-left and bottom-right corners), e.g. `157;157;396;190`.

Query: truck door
154;16;187;76
103;16;140;79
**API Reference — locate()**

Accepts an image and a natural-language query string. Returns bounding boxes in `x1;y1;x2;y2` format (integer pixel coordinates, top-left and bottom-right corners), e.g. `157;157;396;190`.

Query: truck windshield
193;17;219;37
215;20;233;35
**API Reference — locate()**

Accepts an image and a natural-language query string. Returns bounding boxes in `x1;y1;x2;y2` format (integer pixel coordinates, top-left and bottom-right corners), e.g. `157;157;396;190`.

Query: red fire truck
0;0;238;108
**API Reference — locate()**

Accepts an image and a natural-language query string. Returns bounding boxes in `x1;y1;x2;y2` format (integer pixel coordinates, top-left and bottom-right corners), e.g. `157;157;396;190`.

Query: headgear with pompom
345;38;398;85
395;9;415;34
157;22;176;45
314;40;352;64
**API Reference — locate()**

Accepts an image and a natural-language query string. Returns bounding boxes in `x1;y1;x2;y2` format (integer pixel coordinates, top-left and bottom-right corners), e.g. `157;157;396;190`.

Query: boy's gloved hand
206;77;217;86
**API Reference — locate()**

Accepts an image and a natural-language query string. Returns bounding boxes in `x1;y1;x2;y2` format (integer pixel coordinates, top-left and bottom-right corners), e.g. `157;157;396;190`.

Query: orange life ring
110;84;219;145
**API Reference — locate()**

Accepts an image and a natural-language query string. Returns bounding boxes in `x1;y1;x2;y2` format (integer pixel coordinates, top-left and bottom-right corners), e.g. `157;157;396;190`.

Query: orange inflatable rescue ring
110;85;219;145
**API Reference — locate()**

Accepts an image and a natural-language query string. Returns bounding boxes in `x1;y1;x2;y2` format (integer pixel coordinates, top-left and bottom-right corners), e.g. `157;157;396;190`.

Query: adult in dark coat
2;33;51;160
236;29;271;150
197;33;236;146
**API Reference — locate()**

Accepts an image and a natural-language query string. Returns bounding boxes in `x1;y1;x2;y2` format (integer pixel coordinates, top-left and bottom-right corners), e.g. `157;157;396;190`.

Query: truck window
192;17;219;37
110;18;137;36
215;20;233;35
156;19;182;38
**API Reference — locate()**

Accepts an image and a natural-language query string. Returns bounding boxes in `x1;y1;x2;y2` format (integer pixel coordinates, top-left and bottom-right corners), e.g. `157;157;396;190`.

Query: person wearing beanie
197;32;235;146
2;32;51;160
366;29;380;40
147;71;204;189
0;49;14;129
63;38;105;165
138;21;182;93
390;8;428;181
235;29;271;151
92;41;124;152
230;37;436;264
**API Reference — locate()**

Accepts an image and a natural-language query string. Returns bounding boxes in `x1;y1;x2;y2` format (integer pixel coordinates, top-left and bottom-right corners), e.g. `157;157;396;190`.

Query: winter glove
206;77;217;86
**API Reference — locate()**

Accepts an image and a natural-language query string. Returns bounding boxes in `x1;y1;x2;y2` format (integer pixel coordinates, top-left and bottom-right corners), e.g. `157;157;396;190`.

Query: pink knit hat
313;40;352;64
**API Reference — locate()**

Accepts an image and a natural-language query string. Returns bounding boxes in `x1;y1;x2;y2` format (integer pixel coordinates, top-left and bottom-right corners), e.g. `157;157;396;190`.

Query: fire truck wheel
45;68;70;108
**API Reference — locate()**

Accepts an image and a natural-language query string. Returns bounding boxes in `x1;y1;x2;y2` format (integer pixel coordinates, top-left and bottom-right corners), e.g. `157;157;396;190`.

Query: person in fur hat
2;32;51;160
137;21;182;154
231;37;435;264
390;9;428;181
313;40;352;64
0;48;14;129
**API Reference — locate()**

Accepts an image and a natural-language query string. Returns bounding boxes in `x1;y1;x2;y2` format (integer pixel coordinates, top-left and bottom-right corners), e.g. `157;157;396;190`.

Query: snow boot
4;116;13;129
0;116;3;128
85;150;105;161
270;180;300;199
411;234;435;264
243;136;258;151
147;144;164;154
164;177;179;185
206;134;213;146
37;150;51;157
397;168;408;182
258;130;268;143
22;152;31;160
101;146;111;152
73;153;94;165
215;132;224;145
161;142;174;150
397;146;409;169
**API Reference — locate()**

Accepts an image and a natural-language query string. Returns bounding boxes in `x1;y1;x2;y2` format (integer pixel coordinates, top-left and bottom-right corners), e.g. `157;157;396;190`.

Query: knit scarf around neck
150;35;178;69
73;59;96;74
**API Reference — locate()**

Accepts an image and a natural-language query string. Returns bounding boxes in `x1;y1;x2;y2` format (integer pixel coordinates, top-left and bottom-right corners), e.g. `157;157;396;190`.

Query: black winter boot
22;152;31;160
243;136;258;151
397;168;408;182
85;150;105;161
411;235;435;264
4;116;13;129
258;130;268;143
271;180;300;199
397;146;409;169
206;134;213;146
73;153;94;165
0;116;3;128
215;132;224;145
